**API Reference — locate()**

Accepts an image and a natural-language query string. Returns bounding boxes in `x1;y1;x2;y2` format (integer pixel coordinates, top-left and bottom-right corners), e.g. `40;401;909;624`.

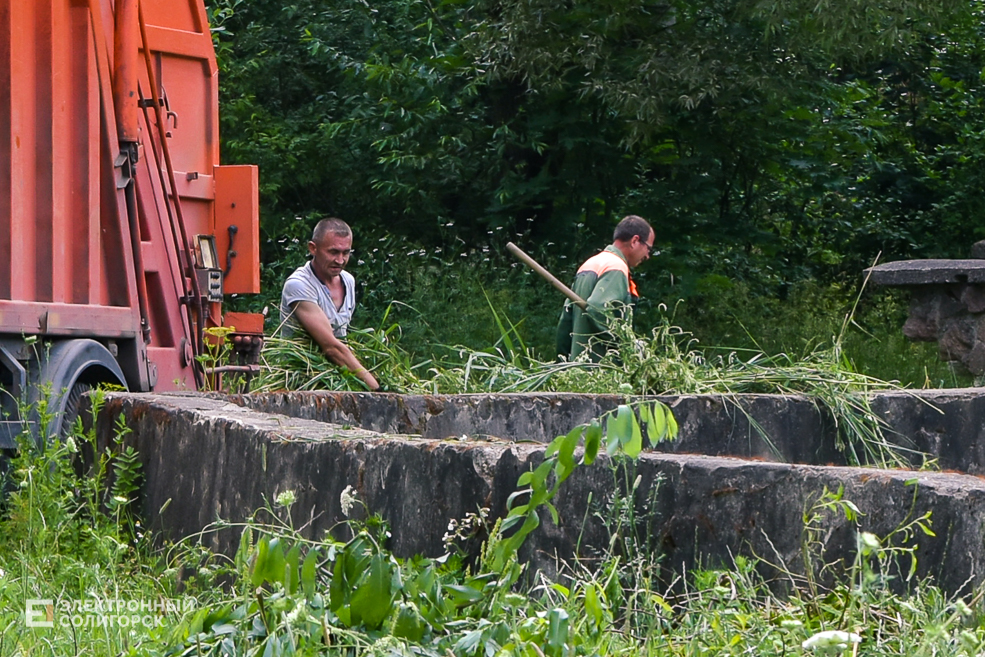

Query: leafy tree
207;0;976;302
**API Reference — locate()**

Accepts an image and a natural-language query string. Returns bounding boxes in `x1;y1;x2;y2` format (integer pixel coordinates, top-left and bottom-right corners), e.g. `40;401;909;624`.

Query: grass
254;291;929;469
2;404;984;657
3;239;975;654
235;237;972;392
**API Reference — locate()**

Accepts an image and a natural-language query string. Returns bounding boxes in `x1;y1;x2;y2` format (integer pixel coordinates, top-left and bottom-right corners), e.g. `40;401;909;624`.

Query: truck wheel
32;339;127;443
60;381;94;437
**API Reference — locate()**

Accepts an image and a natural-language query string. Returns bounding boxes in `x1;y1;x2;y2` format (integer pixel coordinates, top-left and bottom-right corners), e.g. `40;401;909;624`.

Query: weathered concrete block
226;391;842;462
865;260;985;285
866;260;985;374
97;392;985;596
223;389;985;474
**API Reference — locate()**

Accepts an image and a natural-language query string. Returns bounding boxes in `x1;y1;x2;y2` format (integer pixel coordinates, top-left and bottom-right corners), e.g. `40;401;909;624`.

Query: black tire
61;381;94;438
32;340;127;443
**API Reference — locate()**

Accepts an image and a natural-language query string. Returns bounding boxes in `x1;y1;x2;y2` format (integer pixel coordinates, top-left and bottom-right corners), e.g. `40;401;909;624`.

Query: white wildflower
859;532;880;550
275;490;296;508
802;630;861;652
285;603;307;627
64;436;77;453
340;485;358;518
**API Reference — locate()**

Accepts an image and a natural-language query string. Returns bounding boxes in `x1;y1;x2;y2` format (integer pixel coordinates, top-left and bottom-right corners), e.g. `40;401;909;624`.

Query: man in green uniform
556;215;655;360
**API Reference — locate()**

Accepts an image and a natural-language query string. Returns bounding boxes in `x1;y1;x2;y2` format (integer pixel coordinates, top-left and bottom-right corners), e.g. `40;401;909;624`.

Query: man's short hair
613;215;652;243
311;218;352;244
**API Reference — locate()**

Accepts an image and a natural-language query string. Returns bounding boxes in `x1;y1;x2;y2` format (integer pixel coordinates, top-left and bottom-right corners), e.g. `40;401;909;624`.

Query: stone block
965;342;985;376
865;260;985;285
939;323;974;366
91;392;985;597
961;285;985;314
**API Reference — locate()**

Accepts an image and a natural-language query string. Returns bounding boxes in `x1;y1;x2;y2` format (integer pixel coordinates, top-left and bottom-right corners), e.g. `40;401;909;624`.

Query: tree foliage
207;0;979;300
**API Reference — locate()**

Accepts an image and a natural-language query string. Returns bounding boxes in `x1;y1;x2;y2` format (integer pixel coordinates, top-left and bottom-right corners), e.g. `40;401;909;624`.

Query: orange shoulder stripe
576;251;629;277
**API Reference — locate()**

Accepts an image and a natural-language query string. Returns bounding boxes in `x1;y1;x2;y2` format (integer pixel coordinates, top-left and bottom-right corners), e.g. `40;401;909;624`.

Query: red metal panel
223;311;264;334
9;1;41;302
0;0;259;395
35;0;54;304
215;165;259;294
0;300;137;337
141;0;200;34
0;2;9;300
51;0;95;305
144;25;213;63
1;0;108;308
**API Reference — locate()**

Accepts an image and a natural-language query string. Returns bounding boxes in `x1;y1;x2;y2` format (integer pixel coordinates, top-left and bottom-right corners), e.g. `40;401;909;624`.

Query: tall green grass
254;289;928;468
3;419;982;657
236;236;970;390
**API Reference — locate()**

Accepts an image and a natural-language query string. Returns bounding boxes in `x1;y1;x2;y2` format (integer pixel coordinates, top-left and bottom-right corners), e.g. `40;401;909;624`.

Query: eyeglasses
641;240;658;257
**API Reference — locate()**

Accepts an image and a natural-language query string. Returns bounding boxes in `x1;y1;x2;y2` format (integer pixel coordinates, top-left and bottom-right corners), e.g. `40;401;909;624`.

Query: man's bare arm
291;300;380;391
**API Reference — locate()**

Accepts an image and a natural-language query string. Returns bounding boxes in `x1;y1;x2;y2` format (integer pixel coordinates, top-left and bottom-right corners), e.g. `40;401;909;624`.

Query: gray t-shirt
279;262;356;338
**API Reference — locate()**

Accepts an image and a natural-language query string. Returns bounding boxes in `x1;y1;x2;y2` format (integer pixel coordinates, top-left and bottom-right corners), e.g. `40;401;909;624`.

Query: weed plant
0;392;178;654
235;234;970;390
254;290;922;468
2;395;985;655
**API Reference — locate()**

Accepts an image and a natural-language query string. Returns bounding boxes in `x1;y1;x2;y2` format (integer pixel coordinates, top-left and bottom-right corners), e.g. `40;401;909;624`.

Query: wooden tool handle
506;242;587;310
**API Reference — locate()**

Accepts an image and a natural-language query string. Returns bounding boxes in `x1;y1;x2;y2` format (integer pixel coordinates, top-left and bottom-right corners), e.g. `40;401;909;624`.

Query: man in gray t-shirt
279;218;379;391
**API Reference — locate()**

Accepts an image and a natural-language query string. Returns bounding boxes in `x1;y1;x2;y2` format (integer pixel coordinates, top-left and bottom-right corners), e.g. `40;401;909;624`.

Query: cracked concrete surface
95;390;985;595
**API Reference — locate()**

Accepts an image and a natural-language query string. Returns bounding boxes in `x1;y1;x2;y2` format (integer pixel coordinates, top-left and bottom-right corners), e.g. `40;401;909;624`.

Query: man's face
627;229;655;268
308;232;352;283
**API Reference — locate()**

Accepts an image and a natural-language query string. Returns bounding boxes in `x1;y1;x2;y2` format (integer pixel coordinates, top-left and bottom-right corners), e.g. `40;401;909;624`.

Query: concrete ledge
225;389;985;473
98;392;985;595
865;259;985;285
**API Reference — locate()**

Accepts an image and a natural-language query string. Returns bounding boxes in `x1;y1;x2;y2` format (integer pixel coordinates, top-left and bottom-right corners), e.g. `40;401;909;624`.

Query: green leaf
262;537;286;588
558;425;581;471
445;584;484;606
284;543;301;594
261;634;279;657
392;602;426;641
638;402;653;434
531;459;554;490
329;556;346;613
506;488;531;511
647;403;667;445
546;501;559;525
342;535;373;583
625;412;643;458
605;429;621;457
301;548;319;601
584;584;604;628
666;405;679;438
349;554;394;630
235;526;253;573
251;536;269;588
610;405;634;448
583;420;601;465
547;608;569;657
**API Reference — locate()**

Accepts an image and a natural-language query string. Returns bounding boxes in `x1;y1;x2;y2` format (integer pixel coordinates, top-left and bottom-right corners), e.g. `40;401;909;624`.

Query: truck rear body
0;0;260;443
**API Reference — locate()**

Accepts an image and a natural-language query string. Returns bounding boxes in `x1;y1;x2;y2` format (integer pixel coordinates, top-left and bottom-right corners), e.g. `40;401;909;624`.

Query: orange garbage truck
0;0;262;443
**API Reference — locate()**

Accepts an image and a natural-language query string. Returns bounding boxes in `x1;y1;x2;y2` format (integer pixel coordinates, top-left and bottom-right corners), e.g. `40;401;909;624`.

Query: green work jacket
556;245;637;361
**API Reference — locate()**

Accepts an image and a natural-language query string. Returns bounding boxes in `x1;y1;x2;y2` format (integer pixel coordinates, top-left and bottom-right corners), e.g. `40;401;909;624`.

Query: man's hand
292;301;380;391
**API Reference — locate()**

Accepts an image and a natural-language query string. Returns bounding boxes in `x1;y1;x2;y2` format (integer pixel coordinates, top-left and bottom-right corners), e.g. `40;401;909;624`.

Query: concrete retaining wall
97;391;985;596
226;389;985;472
